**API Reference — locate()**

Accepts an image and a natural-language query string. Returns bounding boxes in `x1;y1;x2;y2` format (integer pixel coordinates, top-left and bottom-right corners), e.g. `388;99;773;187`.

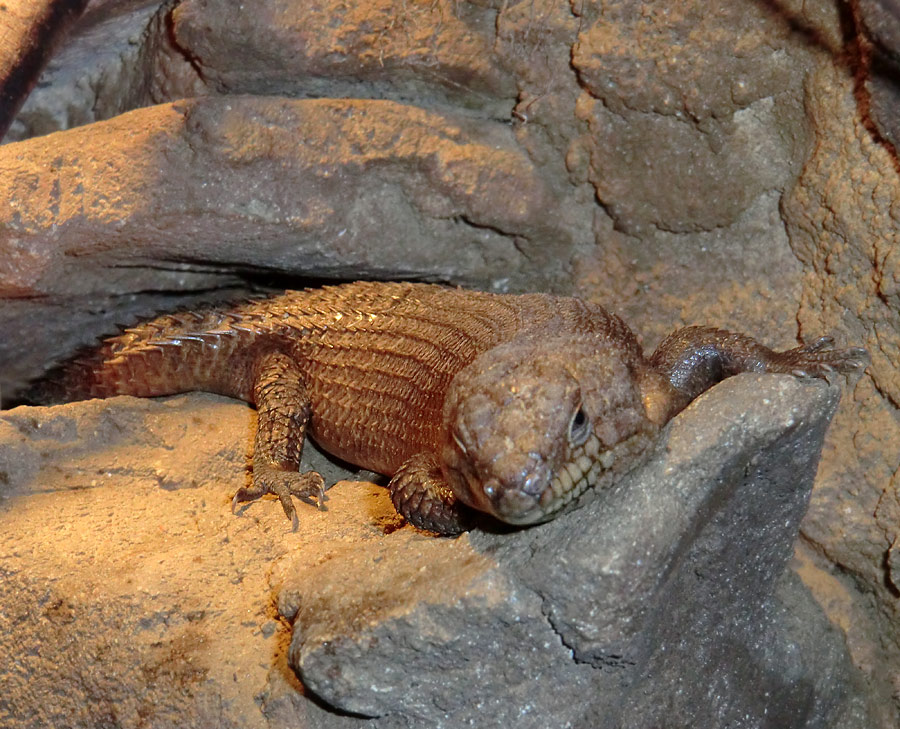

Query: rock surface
855;0;900;152
1;0;899;723
0;377;875;727
0;95;568;397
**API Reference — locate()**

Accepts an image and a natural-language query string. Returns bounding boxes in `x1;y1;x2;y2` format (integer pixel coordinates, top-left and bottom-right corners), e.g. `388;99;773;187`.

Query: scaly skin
34;281;869;535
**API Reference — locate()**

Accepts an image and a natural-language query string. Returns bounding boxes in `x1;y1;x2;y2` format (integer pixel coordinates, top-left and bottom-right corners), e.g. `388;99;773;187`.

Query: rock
856;0;900;152
0;95;568;399
170;0;517;118
574;94;805;234
2;0;200;143
0;393;373;729
0;0;89;139
286;375;872;727
0;376;873;727
780;55;900;723
570;0;813;234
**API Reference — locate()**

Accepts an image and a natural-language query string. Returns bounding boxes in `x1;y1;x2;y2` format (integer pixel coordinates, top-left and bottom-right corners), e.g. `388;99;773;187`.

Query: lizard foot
775;339;870;378
232;464;326;530
389;453;470;536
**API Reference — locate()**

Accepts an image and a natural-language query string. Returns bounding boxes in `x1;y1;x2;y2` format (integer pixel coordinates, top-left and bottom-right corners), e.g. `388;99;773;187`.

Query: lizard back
38;281;637;475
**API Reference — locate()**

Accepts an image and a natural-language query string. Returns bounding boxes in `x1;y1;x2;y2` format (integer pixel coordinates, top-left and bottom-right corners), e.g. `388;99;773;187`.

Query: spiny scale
43;281;622;477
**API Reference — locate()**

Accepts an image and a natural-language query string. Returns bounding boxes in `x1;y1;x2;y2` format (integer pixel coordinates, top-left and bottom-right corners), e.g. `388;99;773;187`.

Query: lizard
31;281;868;535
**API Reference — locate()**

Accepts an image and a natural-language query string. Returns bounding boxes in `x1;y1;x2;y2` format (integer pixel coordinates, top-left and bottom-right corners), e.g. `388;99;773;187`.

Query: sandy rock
0;378;873;728
571;0;808;120
171;0;516;118
0;96;561;294
0;393;377;729
574;94;804;234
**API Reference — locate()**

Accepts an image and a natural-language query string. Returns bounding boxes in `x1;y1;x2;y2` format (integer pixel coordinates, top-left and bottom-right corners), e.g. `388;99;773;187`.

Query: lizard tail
27;308;266;405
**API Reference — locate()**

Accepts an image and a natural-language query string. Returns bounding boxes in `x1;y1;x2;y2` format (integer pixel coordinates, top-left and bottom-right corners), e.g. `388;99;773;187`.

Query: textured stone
857;0;900;151
575;93;804;234
0;95;568;399
286;375;872;727
3;0;200;142
780;57;900;723
171;0;516;117
0;0;89;138
0;393;376;729
0;378;874;728
571;0;802;120
566;0;830;235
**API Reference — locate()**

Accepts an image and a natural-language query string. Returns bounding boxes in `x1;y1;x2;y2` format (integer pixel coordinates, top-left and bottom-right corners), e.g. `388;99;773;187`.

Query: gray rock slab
856;0;900;151
286;374;874;728
0;0;89;139
2;0;196;143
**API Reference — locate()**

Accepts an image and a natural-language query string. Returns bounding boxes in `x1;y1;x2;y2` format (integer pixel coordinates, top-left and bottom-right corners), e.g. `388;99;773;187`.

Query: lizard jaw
490;432;614;525
538;432;615;517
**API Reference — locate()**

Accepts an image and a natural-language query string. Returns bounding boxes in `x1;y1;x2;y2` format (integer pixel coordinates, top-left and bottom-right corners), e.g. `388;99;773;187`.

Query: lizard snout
474;464;555;524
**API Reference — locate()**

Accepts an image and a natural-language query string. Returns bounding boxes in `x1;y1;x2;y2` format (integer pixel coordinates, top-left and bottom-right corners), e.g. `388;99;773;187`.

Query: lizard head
441;335;658;525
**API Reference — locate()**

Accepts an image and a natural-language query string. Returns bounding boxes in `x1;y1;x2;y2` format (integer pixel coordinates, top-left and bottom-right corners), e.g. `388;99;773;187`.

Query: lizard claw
798;336;834;353
781;340;870;379
232;466;326;528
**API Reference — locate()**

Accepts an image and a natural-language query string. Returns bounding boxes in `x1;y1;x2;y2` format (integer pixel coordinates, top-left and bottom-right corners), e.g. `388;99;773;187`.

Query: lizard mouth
540;432;616;516
497;431;614;525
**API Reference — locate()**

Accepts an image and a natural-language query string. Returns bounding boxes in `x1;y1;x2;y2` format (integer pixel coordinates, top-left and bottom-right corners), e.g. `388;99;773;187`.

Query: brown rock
171;0;516;117
781;58;900;724
575;93;805;233
0;95;568;398
572;0;806;120
0;0;89;138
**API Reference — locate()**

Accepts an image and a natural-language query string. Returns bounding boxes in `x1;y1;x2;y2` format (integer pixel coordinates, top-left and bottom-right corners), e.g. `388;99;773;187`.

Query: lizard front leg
389;452;470;536
232;350;325;529
649;326;869;404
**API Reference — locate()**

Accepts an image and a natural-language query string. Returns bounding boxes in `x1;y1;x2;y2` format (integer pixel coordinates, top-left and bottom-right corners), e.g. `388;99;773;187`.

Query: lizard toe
233;465;327;529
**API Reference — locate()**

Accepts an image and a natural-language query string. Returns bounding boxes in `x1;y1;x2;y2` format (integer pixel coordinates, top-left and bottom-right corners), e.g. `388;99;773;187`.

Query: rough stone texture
573;93;805;235
0;378;875;727
856;0;900;151
3;0;201;142
566;0;820;235
0;0;89;138
572;0;802;120
0;393;377;729
1;0;899;723
170;0;517;117
780;57;900;724
0;95;569;398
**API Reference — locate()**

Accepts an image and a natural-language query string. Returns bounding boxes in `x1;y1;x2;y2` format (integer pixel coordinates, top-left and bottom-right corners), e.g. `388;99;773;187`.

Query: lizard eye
568;405;591;446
